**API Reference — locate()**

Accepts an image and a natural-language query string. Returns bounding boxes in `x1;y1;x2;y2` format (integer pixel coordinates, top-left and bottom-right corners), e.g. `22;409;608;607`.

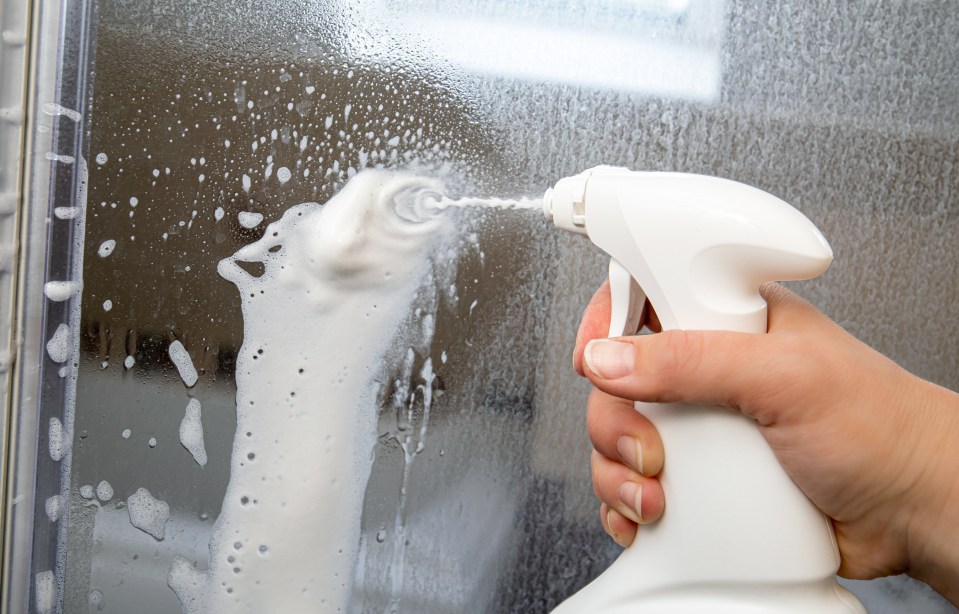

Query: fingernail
617;436;645;475
606;509;630;548
584;340;634;379
619;481;644;523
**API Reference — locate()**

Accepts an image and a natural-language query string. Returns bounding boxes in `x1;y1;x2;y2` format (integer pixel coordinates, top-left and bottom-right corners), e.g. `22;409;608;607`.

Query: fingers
574;279;612;376
574;279;660;376
582;329;770;411
592;449;665;526
586;388;664;477
600;503;637;548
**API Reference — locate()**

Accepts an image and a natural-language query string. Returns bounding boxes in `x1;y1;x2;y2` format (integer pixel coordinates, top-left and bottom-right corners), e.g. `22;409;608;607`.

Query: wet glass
7;0;959;612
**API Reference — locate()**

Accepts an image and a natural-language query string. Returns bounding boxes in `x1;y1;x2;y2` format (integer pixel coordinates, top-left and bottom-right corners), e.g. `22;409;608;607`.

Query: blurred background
4;0;959;612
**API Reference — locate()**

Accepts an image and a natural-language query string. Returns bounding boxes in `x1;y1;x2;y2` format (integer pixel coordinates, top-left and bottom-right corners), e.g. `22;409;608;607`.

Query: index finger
574;279;612;376
573;280;660;376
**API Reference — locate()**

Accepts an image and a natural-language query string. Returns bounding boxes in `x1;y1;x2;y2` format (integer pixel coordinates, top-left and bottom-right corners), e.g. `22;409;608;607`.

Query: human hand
573;281;959;604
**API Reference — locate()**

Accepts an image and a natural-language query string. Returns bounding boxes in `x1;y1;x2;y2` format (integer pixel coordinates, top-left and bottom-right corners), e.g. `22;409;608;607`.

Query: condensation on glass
2;0;958;613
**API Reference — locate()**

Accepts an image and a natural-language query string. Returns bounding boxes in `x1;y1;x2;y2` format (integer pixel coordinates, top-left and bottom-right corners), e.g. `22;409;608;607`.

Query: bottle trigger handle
607;258;646;338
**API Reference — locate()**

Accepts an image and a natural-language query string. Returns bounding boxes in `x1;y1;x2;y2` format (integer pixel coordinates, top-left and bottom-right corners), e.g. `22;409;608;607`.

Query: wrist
902;381;959;605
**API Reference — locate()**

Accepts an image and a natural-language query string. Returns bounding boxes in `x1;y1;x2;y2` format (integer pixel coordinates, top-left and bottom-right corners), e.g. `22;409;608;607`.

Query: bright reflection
342;0;724;102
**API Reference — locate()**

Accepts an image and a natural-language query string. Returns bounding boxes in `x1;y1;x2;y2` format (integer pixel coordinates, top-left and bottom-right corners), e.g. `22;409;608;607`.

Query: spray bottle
542;166;866;613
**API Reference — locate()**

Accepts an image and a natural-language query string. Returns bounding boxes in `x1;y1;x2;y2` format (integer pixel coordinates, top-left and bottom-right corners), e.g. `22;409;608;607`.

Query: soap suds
238;211;263;228
48;417;68;461
45;495;63;522
124;355;135;369
179;398;207;466
54;206;80;219
169;170;452;613
43;281;81;302
41;102;81;122
98;239;116;257
168;340;198;387
96;480;114;502
46;324;71;363
35;570;56;614
127;487;170;540
79;485;94;499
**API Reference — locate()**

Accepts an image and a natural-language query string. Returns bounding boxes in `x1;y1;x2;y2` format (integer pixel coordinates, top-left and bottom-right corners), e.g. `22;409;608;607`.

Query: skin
573;280;959;605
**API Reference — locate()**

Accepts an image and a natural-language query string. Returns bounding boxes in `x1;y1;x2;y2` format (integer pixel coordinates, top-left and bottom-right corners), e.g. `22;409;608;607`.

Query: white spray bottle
543;166;866;613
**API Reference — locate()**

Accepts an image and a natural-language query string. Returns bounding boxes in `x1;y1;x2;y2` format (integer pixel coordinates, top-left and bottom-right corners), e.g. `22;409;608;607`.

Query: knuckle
649;330;704;400
590;451;604;500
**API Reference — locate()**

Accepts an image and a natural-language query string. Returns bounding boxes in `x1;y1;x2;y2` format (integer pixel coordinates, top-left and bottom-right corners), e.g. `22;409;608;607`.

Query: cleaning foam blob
168;170;450;613
127;487;170;540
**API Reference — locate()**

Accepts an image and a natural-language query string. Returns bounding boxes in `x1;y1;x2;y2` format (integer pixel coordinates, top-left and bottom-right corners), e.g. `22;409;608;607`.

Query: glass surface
13;0;959;612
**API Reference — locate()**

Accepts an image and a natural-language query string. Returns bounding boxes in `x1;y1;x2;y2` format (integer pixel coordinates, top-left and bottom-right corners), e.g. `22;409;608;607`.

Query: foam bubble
96;480;114;502
35;570;56;614
43;281;81;302
179;398;208;466
168;340;198;387
238;212;263;229
48;417;68;461
98;239;116;258
127;487;170;540
45;495;62;522
54;206;80;219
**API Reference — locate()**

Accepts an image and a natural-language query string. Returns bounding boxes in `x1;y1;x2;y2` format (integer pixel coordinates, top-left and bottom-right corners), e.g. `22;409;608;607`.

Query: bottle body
552;402;864;614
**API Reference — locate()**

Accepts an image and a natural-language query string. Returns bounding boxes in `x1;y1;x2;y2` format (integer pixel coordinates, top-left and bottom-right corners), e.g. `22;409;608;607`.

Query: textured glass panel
18;1;959;613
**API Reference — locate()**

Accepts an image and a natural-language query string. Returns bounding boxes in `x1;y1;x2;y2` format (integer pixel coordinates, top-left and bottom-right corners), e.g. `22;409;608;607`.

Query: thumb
582;329;771;416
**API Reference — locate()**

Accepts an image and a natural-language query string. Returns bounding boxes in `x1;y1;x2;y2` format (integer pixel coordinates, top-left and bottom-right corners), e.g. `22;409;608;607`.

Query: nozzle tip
543;187;554;221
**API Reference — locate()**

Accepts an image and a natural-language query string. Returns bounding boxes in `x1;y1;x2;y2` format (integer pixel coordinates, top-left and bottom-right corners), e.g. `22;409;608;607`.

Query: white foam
214;207;225;221
43;281;81;302
98;239;116;257
45;495;62;522
127;487;170;540
276;167;291;184
168;340;198;387
179;398;207;466
35;570;56;614
48;417;68;461
103;299;112;311
42;102;81;122
242;174;251;193
79;484;94;499
237;211;263;229
169;170;451;613
122;428;131;439
124;355;135;369
54;206;80;219
95;152;108;165
96;480;114;502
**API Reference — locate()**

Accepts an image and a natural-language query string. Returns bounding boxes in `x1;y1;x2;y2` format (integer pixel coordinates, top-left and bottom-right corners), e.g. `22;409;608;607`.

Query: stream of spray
168;170;536;613
421;195;543;212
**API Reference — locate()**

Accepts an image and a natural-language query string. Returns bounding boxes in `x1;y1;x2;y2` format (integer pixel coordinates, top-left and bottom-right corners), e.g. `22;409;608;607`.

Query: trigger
607;258;646;338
